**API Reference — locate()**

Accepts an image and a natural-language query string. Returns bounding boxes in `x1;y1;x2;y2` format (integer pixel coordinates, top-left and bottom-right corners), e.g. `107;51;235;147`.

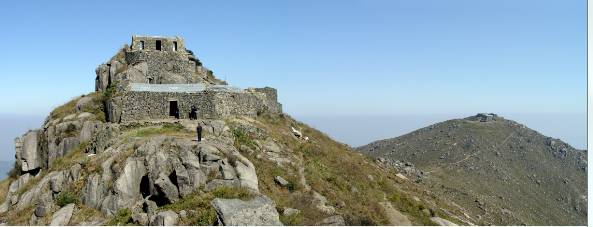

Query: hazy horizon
0;113;585;163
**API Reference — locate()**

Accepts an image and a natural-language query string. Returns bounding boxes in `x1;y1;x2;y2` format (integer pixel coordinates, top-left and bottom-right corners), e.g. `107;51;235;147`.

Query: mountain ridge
357;113;587;225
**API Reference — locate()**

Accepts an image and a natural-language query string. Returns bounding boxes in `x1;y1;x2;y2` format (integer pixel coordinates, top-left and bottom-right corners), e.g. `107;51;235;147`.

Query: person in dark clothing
190;106;197;120
196;124;203;142
174;108;180;119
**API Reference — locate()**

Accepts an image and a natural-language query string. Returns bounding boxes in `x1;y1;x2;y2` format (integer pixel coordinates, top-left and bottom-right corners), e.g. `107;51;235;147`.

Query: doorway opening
156;40;162;51
169;101;179;118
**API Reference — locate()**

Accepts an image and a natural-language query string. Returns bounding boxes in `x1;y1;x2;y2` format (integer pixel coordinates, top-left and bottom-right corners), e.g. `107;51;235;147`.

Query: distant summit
357;113;587;225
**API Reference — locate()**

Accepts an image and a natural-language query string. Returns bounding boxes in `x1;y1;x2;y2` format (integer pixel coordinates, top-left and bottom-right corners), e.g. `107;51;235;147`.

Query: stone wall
130;36;185;52
106;88;282;123
125;50;196;84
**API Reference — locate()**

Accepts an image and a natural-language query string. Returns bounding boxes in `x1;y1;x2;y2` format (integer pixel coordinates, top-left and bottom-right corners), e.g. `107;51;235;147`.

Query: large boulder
95;64;110;92
150;210;179;226
211;196;282;226
114;158;146;206
80;121;101;143
17;130;41;172
82;174;105;209
154;173;180;203
232;152;259;192
50;203;75;226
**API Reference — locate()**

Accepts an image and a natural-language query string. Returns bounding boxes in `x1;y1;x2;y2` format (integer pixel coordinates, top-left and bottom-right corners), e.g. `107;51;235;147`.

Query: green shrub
55;191;79;207
280;212;302;226
106;208;133;226
232;128;256;149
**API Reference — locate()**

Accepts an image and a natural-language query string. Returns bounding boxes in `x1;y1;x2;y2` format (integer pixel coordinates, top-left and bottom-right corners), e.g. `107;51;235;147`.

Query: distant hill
357;114;587;225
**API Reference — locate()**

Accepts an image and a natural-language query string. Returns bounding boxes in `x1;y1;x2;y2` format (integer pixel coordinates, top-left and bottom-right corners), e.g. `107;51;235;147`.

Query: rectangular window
173;41;178;51
139;41;144;50
156;40;162;51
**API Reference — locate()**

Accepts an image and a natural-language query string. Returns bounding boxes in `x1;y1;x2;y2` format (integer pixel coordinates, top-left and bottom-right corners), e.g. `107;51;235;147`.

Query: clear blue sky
0;0;586;116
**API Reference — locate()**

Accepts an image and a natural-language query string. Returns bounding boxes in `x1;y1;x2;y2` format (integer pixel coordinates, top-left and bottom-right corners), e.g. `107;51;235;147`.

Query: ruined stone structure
96;35;282;123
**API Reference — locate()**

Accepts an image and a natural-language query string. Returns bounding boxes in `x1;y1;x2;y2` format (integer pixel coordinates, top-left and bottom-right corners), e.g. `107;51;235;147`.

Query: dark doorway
169;101;179;118
173;41;178;51
156;40;162;51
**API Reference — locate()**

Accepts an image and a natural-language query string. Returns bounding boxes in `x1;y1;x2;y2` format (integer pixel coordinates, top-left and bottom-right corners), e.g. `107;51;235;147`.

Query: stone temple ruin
96;35;282;123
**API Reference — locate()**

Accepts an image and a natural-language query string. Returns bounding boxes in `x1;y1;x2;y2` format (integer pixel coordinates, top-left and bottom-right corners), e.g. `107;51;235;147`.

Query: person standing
196;123;203;142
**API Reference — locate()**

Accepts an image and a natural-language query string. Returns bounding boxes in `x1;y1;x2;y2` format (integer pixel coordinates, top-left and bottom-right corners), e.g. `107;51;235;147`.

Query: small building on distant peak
96;35;282;123
130;35;185;52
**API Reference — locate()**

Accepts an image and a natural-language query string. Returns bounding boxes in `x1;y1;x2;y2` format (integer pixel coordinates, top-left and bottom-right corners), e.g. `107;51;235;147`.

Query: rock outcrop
211;196;282;226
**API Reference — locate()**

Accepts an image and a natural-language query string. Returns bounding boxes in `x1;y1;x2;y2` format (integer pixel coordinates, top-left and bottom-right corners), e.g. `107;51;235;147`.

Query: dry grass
0;178;12;205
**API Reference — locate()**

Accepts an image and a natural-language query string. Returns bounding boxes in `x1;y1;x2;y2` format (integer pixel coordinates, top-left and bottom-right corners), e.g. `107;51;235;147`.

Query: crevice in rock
168;170;180;193
150;187;172;207
23;167;41;176
140;175;151;198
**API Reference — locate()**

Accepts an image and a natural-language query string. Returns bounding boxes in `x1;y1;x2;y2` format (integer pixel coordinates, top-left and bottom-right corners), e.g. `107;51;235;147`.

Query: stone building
96;35;282;123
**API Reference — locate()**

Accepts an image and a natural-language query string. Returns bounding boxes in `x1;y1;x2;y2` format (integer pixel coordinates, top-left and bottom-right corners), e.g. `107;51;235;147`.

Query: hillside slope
357;114;587;225
0;93;478;226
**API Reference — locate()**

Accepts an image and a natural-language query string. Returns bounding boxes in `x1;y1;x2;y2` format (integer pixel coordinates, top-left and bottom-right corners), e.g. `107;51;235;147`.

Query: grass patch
49;97;79;120
388;193;436;225
49;92;105;122
280;211;303;226
128;123;193;138
211;186;255;200
50;142;88;171
55;191;79;207
0;177;12;205
232;128;257;149
159;192;217;226
106;208;133;226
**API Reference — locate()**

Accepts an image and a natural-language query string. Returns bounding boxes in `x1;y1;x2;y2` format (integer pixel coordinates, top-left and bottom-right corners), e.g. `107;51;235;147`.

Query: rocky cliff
358;114;587;225
0;92;482;225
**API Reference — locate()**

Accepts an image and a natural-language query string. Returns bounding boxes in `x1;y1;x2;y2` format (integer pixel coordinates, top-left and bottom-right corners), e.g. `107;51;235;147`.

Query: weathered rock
85;123;120;154
34;200;52;217
100;195;118;216
180;149;200;169
212;196;282;226
50;203;75;226
154;173;180;203
283;207;300;216
232;152;259;192
82;174;105;209
150;210;179;226
49;171;65;193
18;130;40;172
199;144;222;162
96;64;110;92
263;139;282;153
174;164;192;198
114;158;147;206
75;96;94;111
63;114;77;121
132;212;149;226
69;163;82;182
219;160;237;180
431;217;458;226
311;191;335;215
80;121;101;143
316;215;345;226
143;199;158;216
178;210;187;219
60;137;80;155
274;176;289;187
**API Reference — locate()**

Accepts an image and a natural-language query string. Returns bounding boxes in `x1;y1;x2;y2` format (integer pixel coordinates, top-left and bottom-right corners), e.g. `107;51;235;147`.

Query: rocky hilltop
358;113;587;225
0;36;479;226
